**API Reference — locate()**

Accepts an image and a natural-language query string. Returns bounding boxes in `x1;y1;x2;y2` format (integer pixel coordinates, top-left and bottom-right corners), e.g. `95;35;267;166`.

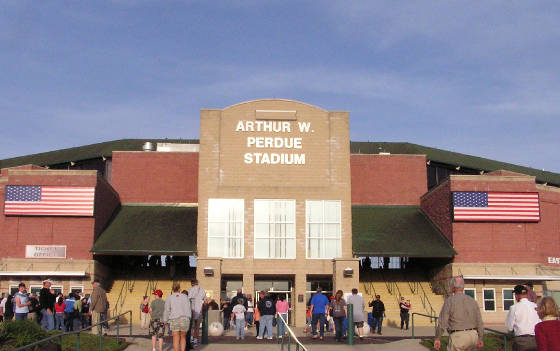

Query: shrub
0;319;49;350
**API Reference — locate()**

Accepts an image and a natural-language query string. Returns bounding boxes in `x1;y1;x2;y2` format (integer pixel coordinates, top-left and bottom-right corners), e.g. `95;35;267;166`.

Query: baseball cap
153;289;163;297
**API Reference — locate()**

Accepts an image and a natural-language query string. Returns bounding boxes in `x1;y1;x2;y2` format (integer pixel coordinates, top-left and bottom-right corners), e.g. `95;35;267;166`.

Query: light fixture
343;267;354;277
426;160;431;165
203;267;214;276
480;170;484;175
455;166;460;170
70;162;76;166
102;156;107;161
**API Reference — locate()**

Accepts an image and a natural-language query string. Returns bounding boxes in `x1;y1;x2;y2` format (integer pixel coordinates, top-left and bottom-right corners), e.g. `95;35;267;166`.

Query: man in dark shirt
257;291;276;340
369;295;385;334
231;289;248;309
39;280;55;330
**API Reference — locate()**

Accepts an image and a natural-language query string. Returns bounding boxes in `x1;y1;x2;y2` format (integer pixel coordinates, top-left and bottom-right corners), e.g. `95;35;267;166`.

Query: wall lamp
343;267;354;277
203;267;214;276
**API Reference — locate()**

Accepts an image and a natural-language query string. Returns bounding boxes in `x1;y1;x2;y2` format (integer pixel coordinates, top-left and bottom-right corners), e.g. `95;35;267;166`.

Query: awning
91;205;197;255
463;275;560;281
352;205;456;257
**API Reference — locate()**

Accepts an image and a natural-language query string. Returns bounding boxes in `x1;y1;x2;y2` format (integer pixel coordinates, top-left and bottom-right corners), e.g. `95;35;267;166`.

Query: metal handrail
415;281;437;318
13;310;133;351
412;313;511;351
276;312;308;351
411;312;439;339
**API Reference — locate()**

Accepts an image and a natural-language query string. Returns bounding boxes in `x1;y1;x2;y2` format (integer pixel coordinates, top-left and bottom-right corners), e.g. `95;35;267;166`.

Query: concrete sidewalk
109;324;436;351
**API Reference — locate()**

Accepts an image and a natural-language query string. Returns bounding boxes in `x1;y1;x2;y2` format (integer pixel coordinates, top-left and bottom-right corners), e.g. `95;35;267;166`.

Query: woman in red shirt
54;297;66;332
535;296;560;351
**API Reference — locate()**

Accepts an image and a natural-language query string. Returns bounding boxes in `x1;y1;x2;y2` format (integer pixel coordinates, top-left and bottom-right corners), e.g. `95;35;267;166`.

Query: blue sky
2;1;560;172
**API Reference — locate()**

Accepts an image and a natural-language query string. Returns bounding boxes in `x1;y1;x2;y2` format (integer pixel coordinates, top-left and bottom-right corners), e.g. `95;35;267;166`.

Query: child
231;299;247;340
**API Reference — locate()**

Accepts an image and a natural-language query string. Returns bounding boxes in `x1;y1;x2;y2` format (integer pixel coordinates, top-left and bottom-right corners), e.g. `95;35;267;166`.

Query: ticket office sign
25;245;67;259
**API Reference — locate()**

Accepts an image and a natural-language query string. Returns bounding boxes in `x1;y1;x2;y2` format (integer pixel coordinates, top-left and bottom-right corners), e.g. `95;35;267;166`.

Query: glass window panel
254;223;270;238
254;239;270;258
308;238;321;258
503;290;513;300
208;238;224;257
324;224;340;238
208;222;224;236
504;300;514;311
464;289;476;299
307;201;323;222
484;289;494;300
308;224;321;238
254;201;268;222
254;199;295;258
484;301;495;311
324;239;341;258
324;201;340;222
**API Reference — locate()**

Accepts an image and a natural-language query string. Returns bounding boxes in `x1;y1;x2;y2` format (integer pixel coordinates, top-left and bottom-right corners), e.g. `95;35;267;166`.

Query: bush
421;333;512;351
0;319;50;350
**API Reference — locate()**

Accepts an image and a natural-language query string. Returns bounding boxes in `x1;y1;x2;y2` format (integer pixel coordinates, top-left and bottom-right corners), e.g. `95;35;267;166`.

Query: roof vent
142;142;155;152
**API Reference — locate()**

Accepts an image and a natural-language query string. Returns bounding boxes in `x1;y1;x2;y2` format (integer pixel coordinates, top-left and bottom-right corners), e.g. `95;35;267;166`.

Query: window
52;286;63;295
388;257;401;269
208;199;244;258
306;200;341;259
71;286;84;295
254;200;296;258
503;289;515;311
30;285;43;296
483;288;496;311
9;285;18;295
370;257;384;269
464;288;476;300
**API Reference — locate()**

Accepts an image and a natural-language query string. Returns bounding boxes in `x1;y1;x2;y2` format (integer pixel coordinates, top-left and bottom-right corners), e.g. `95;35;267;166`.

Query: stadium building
1;99;560;327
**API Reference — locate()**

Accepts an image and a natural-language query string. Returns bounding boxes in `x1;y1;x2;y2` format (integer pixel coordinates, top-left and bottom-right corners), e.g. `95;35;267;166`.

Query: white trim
483;288;496;312
463;275;560;281
464;288;476;300
502;288;515;311
0;271;86;277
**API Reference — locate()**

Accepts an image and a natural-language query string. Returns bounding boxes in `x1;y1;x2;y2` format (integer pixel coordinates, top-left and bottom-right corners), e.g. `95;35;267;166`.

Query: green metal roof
91;205;197;255
1;139;559;186
0;139;198;169
352;205;456;257
351;141;560;186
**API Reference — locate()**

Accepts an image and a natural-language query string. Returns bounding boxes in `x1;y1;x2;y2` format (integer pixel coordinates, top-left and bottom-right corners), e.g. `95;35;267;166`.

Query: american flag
453;192;540;222
4;185;95;216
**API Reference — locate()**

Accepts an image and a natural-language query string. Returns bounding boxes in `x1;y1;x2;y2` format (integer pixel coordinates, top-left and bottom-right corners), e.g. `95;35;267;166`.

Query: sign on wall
452;192;540;222
25;245;67;259
217;104;337;187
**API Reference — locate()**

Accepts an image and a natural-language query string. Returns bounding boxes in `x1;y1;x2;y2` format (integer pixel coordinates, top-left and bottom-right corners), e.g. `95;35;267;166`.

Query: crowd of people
436;277;560;351
140;279;206;351
0;280;101;332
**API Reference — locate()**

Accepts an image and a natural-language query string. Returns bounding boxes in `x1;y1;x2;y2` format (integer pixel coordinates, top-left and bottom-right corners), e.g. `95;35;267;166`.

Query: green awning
91;205;197;255
352;205;455;257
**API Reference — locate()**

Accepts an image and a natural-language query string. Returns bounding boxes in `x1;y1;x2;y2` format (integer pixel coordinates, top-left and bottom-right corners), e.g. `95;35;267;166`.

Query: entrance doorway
255;279;293;325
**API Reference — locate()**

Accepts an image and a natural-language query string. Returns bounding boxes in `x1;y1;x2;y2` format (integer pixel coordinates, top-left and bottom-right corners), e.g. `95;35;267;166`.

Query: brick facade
351;154;427;205
111;151;198;203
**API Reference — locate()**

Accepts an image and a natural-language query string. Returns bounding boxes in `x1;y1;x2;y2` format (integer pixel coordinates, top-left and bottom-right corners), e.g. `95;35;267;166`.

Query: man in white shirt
187;279;206;346
506;285;540;351
0;293;7;322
